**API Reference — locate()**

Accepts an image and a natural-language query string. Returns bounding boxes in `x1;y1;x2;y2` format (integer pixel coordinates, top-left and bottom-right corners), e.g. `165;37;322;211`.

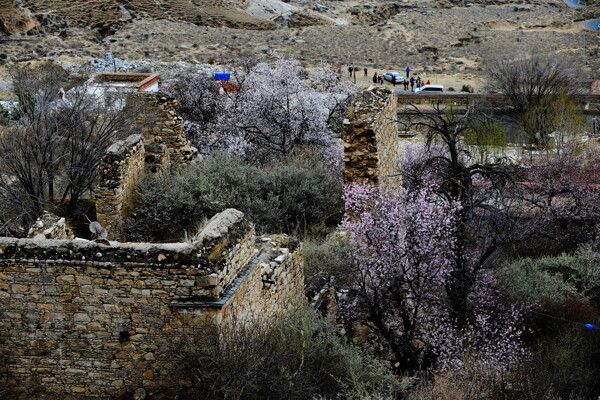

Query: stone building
0;209;305;399
95;93;198;241
0;82;306;398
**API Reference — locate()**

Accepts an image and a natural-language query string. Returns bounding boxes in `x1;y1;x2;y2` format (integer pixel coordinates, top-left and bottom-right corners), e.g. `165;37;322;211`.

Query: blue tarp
214;72;231;81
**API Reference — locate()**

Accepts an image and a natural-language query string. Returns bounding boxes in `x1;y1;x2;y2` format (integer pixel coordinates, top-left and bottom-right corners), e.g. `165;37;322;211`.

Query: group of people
347;64;433;92
370;72;431;91
348;65;368;77
408;76;431;91
372;73;385;85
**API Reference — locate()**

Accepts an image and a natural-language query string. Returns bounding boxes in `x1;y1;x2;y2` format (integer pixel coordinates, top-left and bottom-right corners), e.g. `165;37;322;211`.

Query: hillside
0;0;598;85
0;0;277;34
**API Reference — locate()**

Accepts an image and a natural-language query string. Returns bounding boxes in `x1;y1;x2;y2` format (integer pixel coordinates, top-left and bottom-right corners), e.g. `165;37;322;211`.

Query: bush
527;325;600;399
463;121;507;147
124;167;214;242
125;152;343;241
499;248;600;305
185;308;403;400
461;84;474;93
303;235;355;281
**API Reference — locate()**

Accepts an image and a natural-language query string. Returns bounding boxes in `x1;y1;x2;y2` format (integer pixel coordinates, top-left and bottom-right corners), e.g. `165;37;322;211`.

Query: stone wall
132;93;198;170
373;92;401;186
95;134;145;241
0;209;305;399
343;88;401;185
95;93;200;241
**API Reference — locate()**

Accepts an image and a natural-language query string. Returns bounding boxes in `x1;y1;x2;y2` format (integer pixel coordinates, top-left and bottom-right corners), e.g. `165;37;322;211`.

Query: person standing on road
364;67;368;76
379;75;384;85
392;75;396;86
348;65;353;77
410;76;415;91
373;72;378;84
404;79;409;90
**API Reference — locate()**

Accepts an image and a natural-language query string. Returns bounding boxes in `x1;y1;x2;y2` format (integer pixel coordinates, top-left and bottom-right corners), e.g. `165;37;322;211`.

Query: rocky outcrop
0;1;38;35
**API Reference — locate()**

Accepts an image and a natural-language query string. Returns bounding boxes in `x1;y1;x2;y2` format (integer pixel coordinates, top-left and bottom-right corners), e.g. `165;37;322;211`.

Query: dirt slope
1;0;275;34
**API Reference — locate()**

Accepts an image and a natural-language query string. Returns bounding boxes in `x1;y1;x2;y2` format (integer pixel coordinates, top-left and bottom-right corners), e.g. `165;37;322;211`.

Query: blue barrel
214;72;231;81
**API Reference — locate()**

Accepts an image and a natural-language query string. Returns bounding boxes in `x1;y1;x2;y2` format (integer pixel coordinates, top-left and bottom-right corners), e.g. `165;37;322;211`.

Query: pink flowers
342;181;529;374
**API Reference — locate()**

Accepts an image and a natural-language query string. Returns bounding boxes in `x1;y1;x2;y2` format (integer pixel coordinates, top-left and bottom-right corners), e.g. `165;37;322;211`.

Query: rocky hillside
0;0;279;35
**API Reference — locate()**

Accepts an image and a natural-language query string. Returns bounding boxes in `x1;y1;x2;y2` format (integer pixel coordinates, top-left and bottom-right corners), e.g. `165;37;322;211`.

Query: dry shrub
182;308;403;400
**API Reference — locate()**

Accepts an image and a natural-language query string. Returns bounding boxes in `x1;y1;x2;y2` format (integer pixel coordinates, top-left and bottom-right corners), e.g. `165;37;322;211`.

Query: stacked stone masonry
133;93;198;170
0;209;305;399
343;88;401;185
96;134;145;241
27;211;75;241
96;93;199;241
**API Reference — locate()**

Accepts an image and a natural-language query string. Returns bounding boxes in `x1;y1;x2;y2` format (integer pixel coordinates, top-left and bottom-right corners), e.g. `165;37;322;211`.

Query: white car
383;72;404;83
414;84;444;93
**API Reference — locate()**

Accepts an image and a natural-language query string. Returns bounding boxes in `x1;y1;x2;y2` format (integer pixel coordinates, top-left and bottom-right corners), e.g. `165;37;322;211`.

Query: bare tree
0;63;137;235
485;55;579;145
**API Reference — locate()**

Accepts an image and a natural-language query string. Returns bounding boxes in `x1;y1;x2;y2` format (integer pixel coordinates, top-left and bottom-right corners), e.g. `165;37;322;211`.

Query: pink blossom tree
343;181;529;375
164;56;355;167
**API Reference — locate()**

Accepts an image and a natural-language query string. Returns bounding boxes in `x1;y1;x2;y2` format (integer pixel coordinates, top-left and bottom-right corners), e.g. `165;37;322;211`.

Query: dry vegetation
0;0;598;85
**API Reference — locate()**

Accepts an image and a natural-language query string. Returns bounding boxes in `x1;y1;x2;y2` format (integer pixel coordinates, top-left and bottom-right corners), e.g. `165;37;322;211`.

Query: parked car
414;84;444;93
383;72;404;83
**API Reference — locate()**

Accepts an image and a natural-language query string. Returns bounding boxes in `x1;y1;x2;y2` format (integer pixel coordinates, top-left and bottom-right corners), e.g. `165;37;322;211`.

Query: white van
414;85;444;93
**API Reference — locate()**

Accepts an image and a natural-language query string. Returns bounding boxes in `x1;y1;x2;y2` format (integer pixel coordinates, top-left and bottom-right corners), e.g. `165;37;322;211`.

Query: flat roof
92;72;159;91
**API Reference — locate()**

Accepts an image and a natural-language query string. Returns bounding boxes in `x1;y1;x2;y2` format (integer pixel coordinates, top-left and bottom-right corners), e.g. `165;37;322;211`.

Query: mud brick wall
0;209;305;399
343;88;400;185
95;134;145;241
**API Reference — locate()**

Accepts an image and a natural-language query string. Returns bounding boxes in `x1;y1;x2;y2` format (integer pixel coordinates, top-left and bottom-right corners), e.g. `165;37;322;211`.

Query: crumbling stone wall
343;88;401;185
373;92;401;186
133;93;198;170
95;134;145;241
96;93;200;241
222;235;304;324
27;211;75;240
0;209;305;399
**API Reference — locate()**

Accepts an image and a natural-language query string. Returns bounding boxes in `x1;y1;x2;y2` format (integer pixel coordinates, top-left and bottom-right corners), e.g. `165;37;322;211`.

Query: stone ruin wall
95;135;145;241
0;209;305;399
372;93;402;186
343;88;401;186
133;93;198;171
95;93;199;241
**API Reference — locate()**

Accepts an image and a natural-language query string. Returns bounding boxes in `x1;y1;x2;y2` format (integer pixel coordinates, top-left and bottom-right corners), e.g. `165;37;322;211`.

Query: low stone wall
95;134;145;241
343;88;401;185
0;209;305;399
